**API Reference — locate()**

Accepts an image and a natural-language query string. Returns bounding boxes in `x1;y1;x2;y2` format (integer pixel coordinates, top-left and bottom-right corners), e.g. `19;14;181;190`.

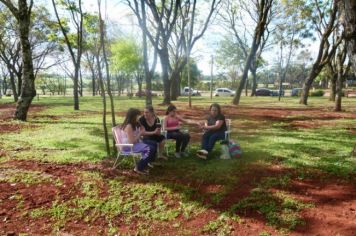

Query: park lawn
0;95;355;235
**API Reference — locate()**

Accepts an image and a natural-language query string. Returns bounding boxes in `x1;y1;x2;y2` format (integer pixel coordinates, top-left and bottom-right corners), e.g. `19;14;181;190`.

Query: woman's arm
204;120;224;131
177;115;195;125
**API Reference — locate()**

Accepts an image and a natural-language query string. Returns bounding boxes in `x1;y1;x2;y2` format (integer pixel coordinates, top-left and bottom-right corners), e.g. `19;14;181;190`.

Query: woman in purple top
121;108;157;174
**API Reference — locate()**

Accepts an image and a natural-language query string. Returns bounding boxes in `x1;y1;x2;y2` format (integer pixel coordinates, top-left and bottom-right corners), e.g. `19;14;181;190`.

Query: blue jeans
133;142;157;171
202;130;225;153
143;139;158;163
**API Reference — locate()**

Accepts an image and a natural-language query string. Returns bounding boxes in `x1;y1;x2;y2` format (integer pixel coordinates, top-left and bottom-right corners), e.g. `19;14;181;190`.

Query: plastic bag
220;141;231;159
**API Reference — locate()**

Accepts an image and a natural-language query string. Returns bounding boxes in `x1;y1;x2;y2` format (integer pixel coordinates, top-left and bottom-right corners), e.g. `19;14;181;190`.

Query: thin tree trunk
9;71;18;102
98;1;114;155
250;68;257;96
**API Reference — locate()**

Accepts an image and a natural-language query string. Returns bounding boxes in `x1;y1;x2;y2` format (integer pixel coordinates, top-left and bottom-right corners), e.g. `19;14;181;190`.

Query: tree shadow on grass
100;135;355;234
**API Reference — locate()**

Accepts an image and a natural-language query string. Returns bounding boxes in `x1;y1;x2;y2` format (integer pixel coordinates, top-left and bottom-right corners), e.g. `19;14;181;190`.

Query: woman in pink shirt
164;105;192;158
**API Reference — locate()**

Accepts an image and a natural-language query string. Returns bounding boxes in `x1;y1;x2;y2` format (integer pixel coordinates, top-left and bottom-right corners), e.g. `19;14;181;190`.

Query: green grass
1;95;355;234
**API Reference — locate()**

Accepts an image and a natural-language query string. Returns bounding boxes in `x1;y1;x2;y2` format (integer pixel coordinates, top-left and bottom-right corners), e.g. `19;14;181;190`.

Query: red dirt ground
0;102;355;235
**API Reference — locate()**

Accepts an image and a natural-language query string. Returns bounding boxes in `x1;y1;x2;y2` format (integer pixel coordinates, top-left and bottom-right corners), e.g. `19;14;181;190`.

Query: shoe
196;153;207;159
148;163;154;168
197;149;208;155
158;155;168;160
134;167;149;175
175;152;181;158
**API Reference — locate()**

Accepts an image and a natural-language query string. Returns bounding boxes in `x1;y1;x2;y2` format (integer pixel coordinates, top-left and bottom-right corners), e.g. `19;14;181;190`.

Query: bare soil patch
1;160;355;235
0;103;46;133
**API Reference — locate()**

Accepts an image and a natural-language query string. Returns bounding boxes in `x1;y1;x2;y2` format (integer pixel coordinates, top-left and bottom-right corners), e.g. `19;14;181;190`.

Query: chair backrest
160;117;166;131
112;126;128;151
225;119;232;131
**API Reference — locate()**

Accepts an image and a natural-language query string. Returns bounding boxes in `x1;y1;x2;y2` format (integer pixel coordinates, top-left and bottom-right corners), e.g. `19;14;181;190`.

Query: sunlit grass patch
229;176;313;232
202;213;241;235
29;170;209;233
0;168;62;186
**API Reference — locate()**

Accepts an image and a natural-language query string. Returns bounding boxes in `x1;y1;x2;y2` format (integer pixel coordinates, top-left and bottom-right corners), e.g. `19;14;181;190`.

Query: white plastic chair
112;126;141;169
225;119;232;141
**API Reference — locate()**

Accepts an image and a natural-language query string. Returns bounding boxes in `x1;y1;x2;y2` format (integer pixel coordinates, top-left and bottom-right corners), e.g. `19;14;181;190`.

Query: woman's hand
197;121;204;129
154;128;161;135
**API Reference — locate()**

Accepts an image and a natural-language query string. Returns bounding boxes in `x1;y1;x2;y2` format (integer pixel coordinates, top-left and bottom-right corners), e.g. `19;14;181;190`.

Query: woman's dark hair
166;104;177;115
145;105;154;114
210;103;222;116
121;108;141;130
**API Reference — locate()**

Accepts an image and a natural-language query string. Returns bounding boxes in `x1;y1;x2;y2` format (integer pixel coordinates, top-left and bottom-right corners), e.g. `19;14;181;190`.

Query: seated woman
163;105;192;158
139;105;168;160
121;108;157;174
196;103;227;159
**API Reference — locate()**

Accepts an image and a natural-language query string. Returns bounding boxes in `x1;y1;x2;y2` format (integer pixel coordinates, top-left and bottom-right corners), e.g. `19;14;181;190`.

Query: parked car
214;88;235;97
135;90;158;97
255;88;272;96
271;90;285;96
181;87;201;96
291;88;303;96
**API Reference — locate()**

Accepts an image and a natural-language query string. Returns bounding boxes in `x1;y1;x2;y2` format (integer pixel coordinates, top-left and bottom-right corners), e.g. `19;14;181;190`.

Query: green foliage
180;58;201;88
310;90;324;96
110;38;143;74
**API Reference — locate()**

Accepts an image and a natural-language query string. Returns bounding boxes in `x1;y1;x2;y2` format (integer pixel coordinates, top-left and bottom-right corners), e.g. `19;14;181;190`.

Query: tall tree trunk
73;65;79;110
300;0;340;105
300;66;321;105
245;78;248;97
11;0;36;121
335;42;347;111
232;0;272;105
344;0;356;74
98;2;114;155
250;69;257;96
328;62;337;101
160;48;171;104
79;69;83;97
95;52;110;156
329;74;337;101
170;71;180;101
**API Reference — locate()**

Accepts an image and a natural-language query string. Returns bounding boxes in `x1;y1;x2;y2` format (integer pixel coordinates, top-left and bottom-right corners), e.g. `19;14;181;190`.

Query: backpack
228;140;242;158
